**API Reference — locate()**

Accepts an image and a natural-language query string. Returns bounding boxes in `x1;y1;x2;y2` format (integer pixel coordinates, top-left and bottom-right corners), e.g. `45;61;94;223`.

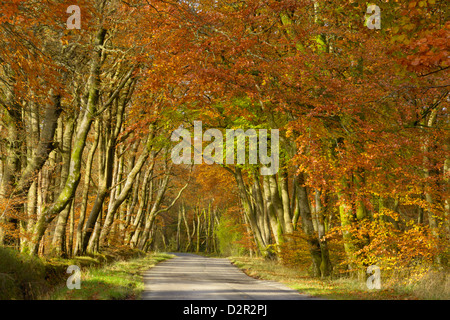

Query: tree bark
52;115;75;256
314;189;332;277
125;162;154;245
295;173;322;277
28;28;107;255
74;120;100;256
181;203;192;251
135;164;188;251
0;96;23;246
279;168;294;234
233;167;271;257
98;127;155;247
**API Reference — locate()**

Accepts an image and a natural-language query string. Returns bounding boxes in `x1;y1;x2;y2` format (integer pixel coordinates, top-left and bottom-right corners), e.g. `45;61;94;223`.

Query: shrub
215;211;246;256
0;247;47;299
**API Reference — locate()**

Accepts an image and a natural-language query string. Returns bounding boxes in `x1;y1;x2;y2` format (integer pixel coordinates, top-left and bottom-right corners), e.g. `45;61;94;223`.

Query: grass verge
229;256;449;300
45;252;174;300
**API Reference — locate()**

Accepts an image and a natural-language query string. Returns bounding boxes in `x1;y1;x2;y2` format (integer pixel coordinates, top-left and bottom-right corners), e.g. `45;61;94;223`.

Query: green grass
45;252;174;300
229;256;448;300
0;247;117;300
0;247;48;299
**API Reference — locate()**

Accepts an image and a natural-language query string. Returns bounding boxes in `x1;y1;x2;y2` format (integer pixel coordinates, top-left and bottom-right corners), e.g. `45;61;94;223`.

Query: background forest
0;0;449;298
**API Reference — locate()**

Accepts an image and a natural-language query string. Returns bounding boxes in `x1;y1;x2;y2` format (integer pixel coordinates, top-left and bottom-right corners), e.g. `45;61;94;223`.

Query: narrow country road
142;253;315;300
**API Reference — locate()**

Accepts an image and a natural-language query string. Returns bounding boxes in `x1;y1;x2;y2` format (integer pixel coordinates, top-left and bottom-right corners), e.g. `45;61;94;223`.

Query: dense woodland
0;0;448;282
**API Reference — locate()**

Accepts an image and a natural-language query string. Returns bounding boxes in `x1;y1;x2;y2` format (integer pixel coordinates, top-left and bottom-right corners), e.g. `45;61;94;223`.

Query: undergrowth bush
215;211;247;256
0;247;47;299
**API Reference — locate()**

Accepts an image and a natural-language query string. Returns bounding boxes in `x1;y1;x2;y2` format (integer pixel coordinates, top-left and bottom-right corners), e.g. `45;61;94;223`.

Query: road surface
142;253;315;300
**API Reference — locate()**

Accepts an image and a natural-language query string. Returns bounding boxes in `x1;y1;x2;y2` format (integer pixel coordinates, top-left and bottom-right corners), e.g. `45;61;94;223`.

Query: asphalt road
142;253;315;300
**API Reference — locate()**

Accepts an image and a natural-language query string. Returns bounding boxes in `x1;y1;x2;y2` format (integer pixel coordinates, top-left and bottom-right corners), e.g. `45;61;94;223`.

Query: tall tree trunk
98;129;154;247
263;175;285;251
125;162;154;245
233;167;271;257
52;115;75;256
295;173;322;277
176;205;182;252
80;78;132;252
181;203;192;251
88;210;102;253
81;120;115;253
0;95;23;246
314;189;332;277
337;189;357;272
279;168;293;234
74;120;100;256
135;163;188;251
67;199;75;256
196;209;201;253
251;169;271;248
444;138;450;235
423;108;444;264
28;28;107;255
21;181;38;253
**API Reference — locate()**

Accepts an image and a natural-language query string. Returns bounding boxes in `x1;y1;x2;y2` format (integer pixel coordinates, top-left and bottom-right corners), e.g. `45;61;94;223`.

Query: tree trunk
10;93;63;201
251;169;271;248
52;115;75;256
125;162;154;245
196;209;201;253
0;96;23;246
74;120;100;256
176;205;182;252
28;28;107;255
314;189;332;277
233;167;271;257
81;120;115;253
295;173;322;277
444;138;450;235
98;126;155;247
135;163;188;251
263;175;285;251
338;190;357;271
181;203;192;251
67;199;75;256
422;108;444;264
279;168;294;234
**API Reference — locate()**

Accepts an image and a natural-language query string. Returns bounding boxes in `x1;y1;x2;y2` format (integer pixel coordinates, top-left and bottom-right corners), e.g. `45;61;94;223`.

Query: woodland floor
229;256;449;300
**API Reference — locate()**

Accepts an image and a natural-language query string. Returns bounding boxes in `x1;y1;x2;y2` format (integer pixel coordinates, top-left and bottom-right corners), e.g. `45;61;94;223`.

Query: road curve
142;253;315;300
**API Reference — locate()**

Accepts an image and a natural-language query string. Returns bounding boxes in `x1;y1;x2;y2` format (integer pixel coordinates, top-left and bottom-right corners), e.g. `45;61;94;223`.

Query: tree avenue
0;0;448;288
